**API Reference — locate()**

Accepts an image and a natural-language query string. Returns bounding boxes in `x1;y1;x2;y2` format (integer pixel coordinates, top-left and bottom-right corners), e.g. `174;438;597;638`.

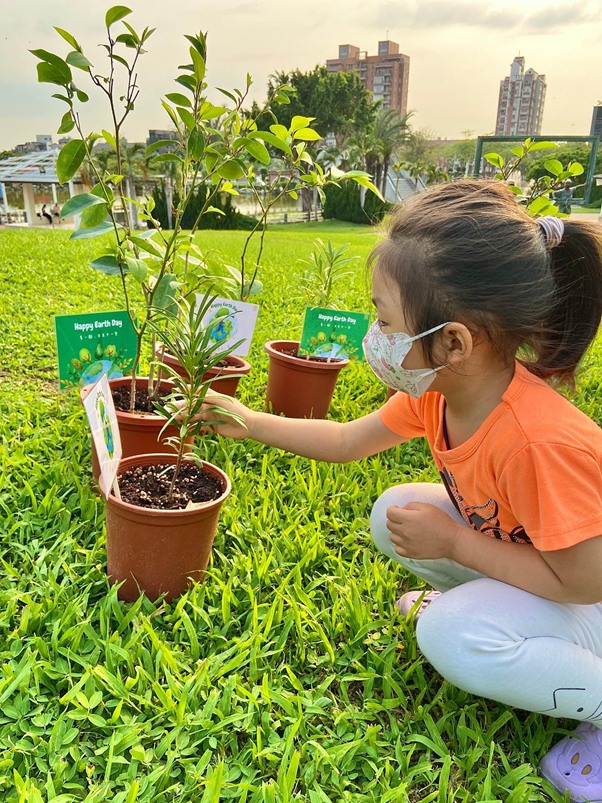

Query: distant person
553;179;586;216
41;204;52;225
51;202;60;223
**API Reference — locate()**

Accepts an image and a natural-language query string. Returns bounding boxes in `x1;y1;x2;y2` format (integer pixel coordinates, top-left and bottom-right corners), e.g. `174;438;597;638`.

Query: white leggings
370;483;602;725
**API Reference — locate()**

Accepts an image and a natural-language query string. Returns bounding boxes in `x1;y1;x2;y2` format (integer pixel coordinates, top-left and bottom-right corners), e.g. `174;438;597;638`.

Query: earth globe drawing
96;395;115;458
79;359;123;387
208;308;237;344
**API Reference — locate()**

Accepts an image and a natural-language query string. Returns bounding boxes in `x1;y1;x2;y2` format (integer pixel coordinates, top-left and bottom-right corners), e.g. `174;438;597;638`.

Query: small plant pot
81;377;184;480
160;350;251;397
264;340;349;419
102;453;231;602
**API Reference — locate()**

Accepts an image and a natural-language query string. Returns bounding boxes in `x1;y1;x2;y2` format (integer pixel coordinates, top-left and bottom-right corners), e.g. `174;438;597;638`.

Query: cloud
366;0;597;33
522;4;599;33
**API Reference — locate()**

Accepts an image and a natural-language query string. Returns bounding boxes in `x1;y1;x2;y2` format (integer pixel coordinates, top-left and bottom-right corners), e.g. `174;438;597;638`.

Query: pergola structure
0;150;78;225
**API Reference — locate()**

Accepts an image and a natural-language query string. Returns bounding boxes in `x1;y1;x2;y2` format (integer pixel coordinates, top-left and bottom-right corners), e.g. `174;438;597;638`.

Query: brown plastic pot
160;351;251;397
81;377;183;480
264;340;349;419
102;453;231;602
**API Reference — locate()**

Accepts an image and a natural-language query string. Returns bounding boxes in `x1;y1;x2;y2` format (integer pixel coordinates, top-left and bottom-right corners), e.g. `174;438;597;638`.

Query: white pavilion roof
0;150;62;184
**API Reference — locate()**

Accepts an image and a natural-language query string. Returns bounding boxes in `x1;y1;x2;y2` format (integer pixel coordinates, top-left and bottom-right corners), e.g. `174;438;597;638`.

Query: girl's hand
198;392;254;439
386;502;463;560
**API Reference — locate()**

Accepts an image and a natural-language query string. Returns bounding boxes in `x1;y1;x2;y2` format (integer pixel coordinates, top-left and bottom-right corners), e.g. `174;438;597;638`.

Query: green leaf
217;160;245;180
484;152;504;169
30;49;72;84
529;141;558;152
153;273;179;313
165;92;191;107
242;137;270;164
289;115;314;132
129;235;164;258
188;128;205;161
293;128;322;142
51;93;73;106
243;279;263;297
528;195;557;217
56;139;86;183
75;88;89;103
151;153;182;164
177;107;195;131
54;27;80;50
510;146;525;158
206;206;225;216
60;193;106;219
269;124;289;141
115;33;138;48
90;255;122;275
200;102;226;120
544;159;563;177
249;131;291;155
70;221;115;239
36;62;69;87
57;111;75;135
105;6;132;28
130;745;146;762
102;129;117;150
568;162;585;176
66;51;92;71
189;46;206;83
125;256;148;282
80;202;109;228
145;139;179;156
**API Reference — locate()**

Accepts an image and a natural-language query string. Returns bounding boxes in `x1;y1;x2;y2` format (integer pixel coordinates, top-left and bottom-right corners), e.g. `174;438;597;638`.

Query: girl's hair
370;179;602;384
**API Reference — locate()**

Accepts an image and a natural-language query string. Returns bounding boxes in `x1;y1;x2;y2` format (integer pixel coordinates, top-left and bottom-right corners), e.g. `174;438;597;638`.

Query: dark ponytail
526;221;602;384
370;179;602;386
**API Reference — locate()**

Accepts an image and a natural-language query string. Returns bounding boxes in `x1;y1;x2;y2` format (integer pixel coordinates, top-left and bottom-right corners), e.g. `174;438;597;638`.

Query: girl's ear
440;322;473;366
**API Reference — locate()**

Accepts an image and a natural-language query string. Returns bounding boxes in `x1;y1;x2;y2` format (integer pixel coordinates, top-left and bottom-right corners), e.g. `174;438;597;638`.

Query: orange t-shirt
379;362;602;551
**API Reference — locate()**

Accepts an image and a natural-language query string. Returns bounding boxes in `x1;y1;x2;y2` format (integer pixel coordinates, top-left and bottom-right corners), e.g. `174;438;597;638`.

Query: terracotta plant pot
81;376;183;480
160;350;251;397
102;453;231;602
264;340;349;419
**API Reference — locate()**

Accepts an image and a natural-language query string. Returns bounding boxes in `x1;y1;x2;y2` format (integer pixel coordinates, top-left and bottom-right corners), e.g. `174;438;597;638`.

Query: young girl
202;179;602;802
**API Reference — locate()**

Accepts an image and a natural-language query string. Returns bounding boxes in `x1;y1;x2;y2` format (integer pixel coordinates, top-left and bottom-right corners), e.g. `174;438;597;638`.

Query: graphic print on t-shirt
440;466;531;544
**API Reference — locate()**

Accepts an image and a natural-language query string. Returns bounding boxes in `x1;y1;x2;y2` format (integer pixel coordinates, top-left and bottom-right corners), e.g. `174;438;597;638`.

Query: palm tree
374;108;412;195
350;107;412;195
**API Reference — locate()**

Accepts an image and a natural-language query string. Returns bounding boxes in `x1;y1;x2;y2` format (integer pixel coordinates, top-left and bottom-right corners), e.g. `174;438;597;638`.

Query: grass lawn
1;222;599;802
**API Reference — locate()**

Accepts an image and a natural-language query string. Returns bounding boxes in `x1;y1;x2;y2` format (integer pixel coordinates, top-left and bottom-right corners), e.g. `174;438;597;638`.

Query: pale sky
1;0;601;152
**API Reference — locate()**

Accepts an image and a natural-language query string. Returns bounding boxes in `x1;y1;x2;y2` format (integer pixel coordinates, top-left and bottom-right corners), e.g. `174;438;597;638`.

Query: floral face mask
363;320;449;398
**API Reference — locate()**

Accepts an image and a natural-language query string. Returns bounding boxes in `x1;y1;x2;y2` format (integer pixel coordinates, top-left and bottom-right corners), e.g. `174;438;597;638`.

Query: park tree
259;66;376;145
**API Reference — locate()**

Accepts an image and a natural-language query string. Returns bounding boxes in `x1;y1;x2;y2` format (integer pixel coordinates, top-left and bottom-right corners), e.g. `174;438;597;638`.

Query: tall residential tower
495;56;546;136
326;41;410;116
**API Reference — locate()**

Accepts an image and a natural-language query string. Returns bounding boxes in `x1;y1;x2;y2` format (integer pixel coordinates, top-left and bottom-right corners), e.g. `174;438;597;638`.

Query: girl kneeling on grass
203;179;602;802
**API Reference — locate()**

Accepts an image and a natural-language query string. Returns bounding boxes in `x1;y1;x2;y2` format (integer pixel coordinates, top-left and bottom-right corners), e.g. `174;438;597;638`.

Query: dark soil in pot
118;462;223;510
112;384;170;414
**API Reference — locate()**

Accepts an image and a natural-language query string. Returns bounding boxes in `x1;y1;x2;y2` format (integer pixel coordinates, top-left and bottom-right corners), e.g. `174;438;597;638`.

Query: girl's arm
387;503;602;604
203;393;407;463
450;528;602;605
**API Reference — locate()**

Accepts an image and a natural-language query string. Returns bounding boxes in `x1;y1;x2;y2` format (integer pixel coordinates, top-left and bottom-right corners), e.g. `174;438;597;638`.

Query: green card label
299;307;371;361
55;310;137;389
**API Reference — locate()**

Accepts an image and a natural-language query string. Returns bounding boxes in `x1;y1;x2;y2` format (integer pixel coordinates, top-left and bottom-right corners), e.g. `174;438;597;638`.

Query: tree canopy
260;66;376;142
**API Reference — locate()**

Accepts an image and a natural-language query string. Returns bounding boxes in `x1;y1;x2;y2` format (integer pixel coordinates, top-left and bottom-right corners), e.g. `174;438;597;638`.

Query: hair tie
537;216;564;249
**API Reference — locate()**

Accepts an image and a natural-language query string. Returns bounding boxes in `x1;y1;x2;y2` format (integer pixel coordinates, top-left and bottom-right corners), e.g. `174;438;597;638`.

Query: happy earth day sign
299;307;371;361
55;310;138;389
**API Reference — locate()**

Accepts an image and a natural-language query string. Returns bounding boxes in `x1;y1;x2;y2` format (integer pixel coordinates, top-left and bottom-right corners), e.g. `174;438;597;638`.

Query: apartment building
326;41;410;116
495;56;546;136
